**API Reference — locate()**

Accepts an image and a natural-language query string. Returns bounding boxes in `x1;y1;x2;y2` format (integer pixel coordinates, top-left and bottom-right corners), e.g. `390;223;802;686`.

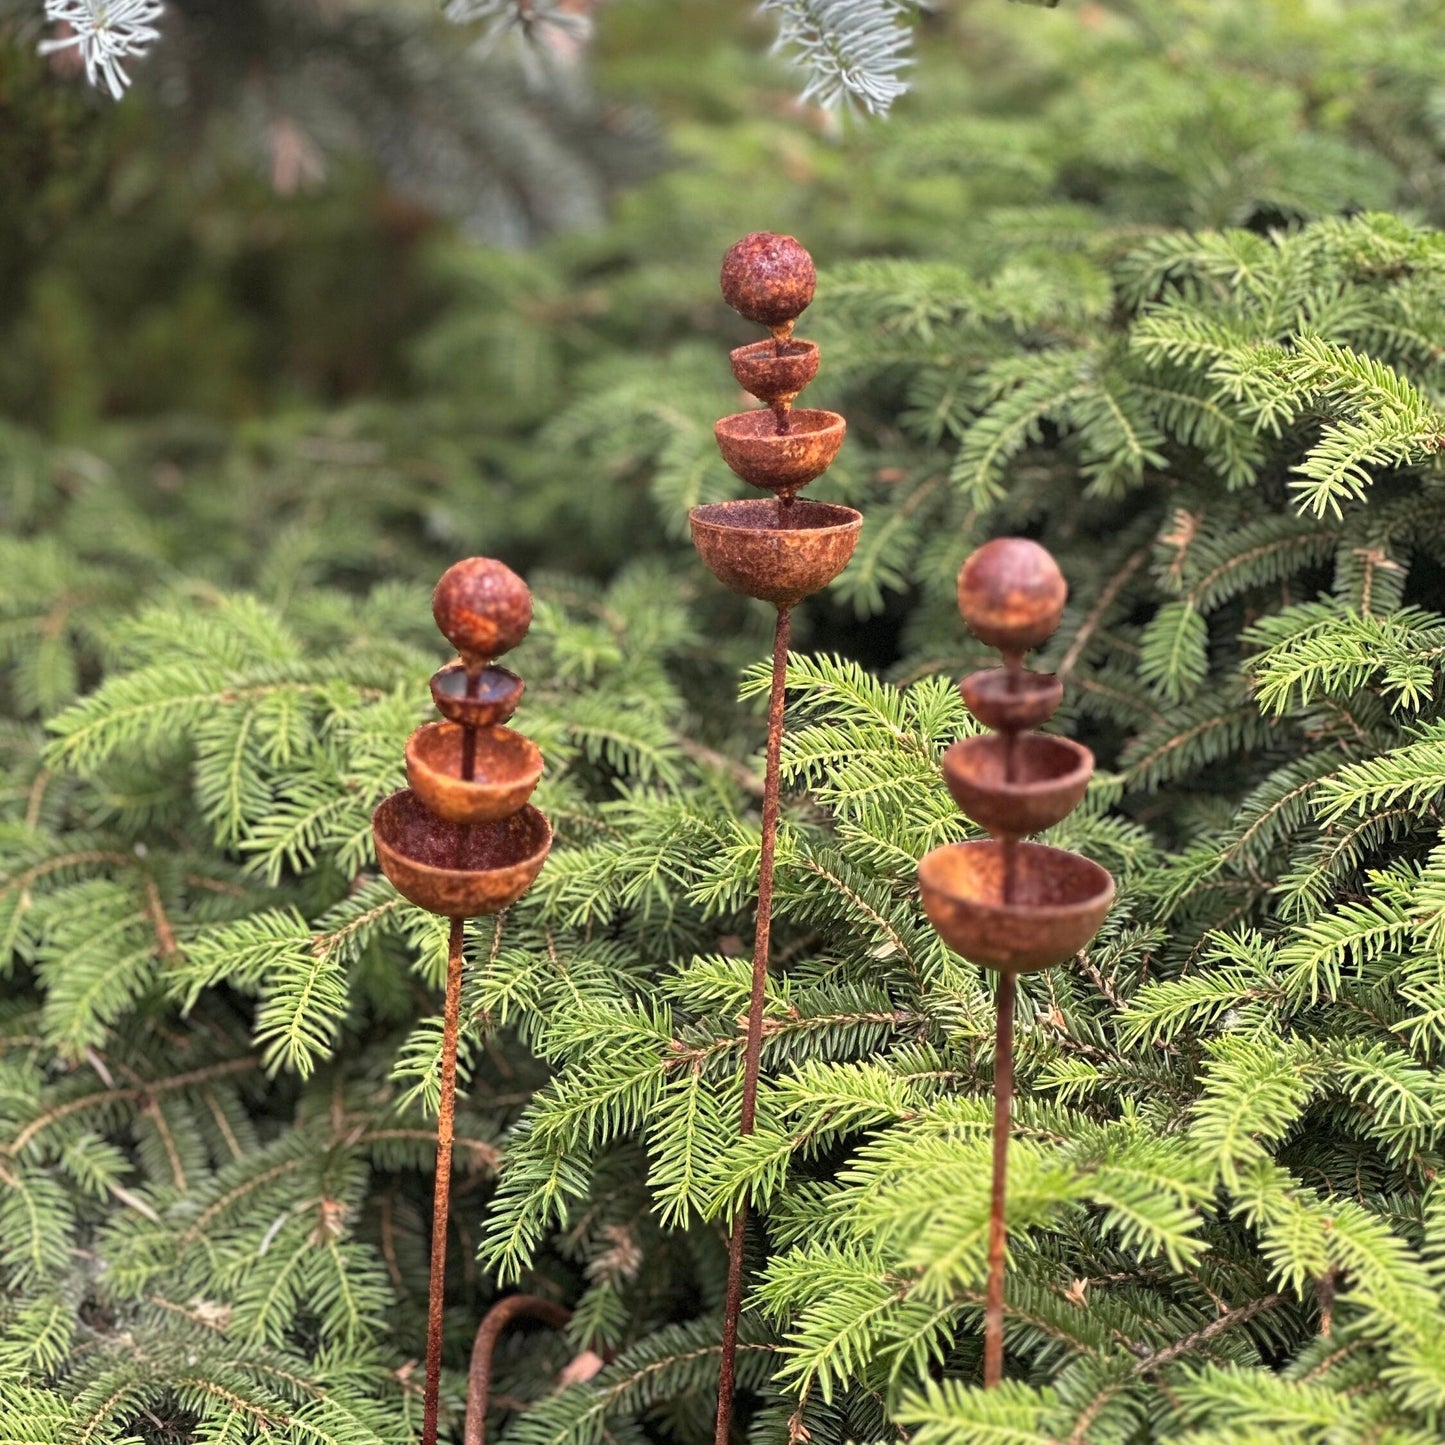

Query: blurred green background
8;0;1442;670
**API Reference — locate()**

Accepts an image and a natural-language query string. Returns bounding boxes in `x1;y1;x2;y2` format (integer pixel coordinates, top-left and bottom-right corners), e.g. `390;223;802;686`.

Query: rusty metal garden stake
690;233;863;1444
371;559;553;1445
918;539;1115;1387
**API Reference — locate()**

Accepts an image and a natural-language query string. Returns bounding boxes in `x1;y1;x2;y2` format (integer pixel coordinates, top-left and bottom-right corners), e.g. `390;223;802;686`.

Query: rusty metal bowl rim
918;838;1116;919
689;497;864;536
372;790;553;883
405;720;544;789
430;661;525;705
713;407;845;442
941;734;1095;800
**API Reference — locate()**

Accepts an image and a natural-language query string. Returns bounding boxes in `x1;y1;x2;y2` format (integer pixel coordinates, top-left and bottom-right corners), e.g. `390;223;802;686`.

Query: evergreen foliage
8;2;1445;1442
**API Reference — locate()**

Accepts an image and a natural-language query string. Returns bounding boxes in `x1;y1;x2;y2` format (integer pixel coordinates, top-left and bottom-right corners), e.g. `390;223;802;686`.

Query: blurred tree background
10;2;1445;1442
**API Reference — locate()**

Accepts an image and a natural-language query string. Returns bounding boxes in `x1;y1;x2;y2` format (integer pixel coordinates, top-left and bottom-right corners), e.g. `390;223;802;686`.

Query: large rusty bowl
430;663;525;729
372;789;552;918
690;498;862;607
918;840;1113;973
941;734;1093;838
960;669;1062;733
405;722;543;825
714;408;845;496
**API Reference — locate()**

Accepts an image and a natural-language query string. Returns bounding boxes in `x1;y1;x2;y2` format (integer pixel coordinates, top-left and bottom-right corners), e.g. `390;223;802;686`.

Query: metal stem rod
714;602;792;1445
983;969;1016;1388
424;669;482;1445
423;915;466;1445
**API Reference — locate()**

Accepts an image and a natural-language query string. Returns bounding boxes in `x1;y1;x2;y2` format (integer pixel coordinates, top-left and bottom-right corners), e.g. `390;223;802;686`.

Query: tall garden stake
371;559;553;1445
690;233;863;1443
918;539;1115;1386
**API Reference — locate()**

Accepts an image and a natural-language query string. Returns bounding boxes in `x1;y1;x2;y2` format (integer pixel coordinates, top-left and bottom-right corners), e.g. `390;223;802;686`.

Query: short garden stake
690;233;863;1444
371;558;553;1445
918;539;1115;1387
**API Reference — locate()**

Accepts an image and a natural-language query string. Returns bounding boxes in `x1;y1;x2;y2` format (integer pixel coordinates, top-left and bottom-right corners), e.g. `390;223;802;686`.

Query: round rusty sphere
432;558;533;663
957;539;1066;655
720;232;816;328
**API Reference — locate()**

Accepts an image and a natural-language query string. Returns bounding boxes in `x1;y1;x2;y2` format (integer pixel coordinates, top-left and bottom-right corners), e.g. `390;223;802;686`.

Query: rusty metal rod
464;1295;573;1445
983;969;1016;1388
423;915;467;1445
714;601;792;1445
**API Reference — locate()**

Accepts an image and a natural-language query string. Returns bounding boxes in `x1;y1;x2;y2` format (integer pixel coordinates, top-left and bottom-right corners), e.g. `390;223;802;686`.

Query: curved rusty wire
464;1294;574;1445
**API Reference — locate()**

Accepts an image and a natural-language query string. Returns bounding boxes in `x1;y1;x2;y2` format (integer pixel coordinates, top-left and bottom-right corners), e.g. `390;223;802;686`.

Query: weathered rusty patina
957;536;1068;656
917;537;1114;1391
960;667;1063;732
430;662;525;728
690;498;861;607
714;406;846;495
372;790;551;918
693;234;863;1445
720;230;816;328
918;839;1114;972
729;337;820;417
942;733;1094;839
432;557;534;666
372;557;552;1445
406;721;543;825
464;1295;574;1445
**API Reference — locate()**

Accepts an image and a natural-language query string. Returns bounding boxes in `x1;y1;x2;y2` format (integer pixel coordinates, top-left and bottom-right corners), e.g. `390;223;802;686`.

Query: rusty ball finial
433;558;533;665
957;538;1067;656
720;232;816;329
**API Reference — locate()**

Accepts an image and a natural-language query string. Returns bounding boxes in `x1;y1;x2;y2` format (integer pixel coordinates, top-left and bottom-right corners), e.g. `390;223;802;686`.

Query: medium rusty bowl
714;408;845;496
430;663;525;729
405;722;543;825
917;839;1114;973
690;498;862;607
941;733;1093;837
372;789;552;918
729;339;820;408
960;669;1062;733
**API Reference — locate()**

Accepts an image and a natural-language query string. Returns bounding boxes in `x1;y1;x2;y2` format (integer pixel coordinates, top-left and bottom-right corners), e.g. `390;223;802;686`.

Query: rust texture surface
694;234;863;1445
406;721;544;824
719;231;816;327
714;406;847;495
371;557;553;1445
917;537;1115;1390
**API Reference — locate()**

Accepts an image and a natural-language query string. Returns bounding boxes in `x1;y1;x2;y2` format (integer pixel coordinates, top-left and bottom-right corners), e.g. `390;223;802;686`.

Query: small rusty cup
430;664;525;729
941;734;1093;838
714;409;846;496
960;669;1063;733
372;789;552;918
405;722;544;825
729;339;820;409
690;498;862;606
918;839;1114;973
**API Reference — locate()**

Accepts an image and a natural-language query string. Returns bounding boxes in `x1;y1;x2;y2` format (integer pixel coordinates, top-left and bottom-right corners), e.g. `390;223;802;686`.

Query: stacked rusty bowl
918;539;1114;974
372;558;552;919
690;232;863;606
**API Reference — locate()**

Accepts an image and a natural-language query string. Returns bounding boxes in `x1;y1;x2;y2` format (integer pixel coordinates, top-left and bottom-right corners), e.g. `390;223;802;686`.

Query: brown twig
714;603;791;1445
464;1294;574;1445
